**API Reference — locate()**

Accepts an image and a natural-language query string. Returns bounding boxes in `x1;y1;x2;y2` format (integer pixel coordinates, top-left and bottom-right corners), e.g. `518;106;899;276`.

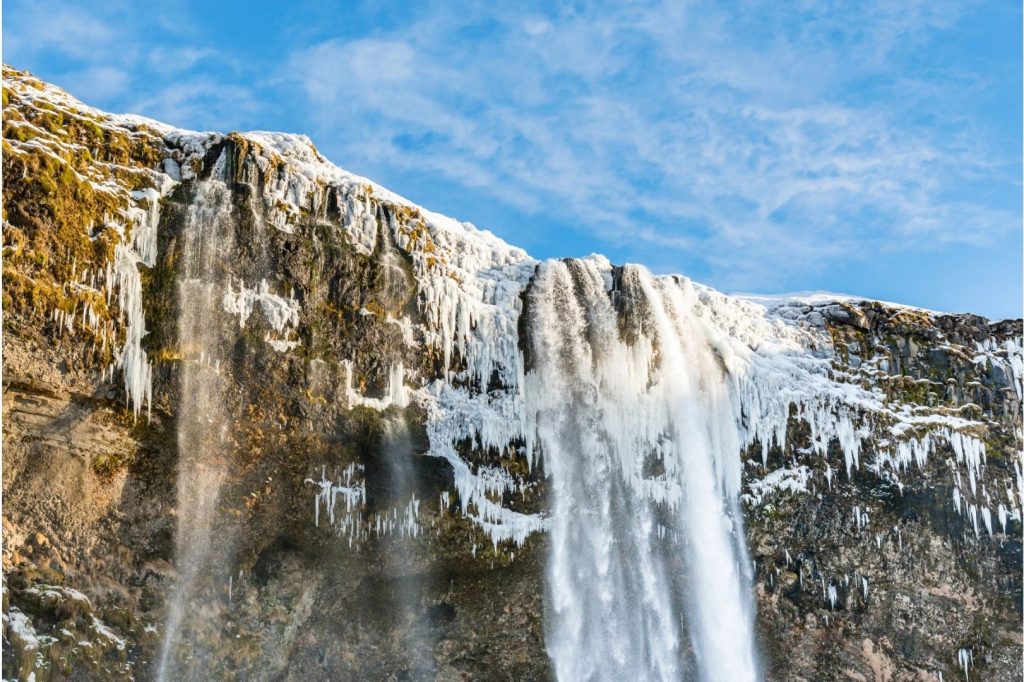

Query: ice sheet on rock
341;361;410;411
113;169;179;420
222;279;300;332
742;466;810;506
222;278;302;352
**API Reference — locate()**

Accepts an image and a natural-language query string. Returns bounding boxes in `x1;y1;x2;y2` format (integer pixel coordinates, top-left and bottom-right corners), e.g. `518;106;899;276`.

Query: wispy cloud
281;0;1018;291
2;0;258;130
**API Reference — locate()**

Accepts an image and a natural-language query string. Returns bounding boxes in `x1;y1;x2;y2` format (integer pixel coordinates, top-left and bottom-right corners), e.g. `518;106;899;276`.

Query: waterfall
157;173;236;680
525;259;759;681
380;414;435;679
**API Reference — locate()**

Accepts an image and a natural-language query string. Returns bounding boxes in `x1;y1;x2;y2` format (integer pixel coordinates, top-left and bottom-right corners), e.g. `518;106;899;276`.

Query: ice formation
308;465;366;528
958;647;973;680
222;278;300;331
222;277;302;353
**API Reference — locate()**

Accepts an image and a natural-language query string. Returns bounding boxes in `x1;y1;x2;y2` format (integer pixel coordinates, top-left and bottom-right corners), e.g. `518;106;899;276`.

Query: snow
24;584;92;610
5;608;39;653
736;290;943;315
90;616;126;651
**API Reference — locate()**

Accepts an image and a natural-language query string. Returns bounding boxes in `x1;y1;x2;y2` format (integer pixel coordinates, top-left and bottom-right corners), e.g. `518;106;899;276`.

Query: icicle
958;647;972;680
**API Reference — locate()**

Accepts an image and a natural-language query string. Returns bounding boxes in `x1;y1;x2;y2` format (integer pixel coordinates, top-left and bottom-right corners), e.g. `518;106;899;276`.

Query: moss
92;449;135;480
2;85;168;378
151;347;185;363
3;122;38;142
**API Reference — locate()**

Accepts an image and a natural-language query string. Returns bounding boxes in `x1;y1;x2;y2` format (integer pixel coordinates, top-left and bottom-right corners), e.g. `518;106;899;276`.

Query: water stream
525;259;759;681
380;415;435;679
157;176;236;681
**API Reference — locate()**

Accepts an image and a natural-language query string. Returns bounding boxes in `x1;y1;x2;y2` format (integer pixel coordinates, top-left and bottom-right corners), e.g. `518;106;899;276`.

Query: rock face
2;66;1021;681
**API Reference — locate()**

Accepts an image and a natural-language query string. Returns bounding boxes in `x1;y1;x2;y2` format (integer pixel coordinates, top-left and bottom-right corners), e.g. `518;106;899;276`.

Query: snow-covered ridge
736;290;945;315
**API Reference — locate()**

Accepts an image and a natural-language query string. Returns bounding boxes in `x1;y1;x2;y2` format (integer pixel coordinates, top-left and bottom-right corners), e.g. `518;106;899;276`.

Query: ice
307;465;366;527
113;175;179;421
342;361;410;411
742;466;810;506
958;647;973;680
19;67;1016;679
222;279;301;332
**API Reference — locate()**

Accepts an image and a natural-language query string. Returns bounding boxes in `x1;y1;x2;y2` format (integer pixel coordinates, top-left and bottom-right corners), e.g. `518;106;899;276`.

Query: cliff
2;66;1021;681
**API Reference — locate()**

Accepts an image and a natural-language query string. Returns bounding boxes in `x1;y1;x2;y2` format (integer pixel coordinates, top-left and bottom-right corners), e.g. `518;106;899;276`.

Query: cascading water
379;415;435;679
157;170;236;681
525;258;759;681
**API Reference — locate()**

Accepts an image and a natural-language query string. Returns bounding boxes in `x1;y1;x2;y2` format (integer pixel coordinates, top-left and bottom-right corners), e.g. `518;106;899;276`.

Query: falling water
379;414;435;679
525;259;759;681
157;171;236;681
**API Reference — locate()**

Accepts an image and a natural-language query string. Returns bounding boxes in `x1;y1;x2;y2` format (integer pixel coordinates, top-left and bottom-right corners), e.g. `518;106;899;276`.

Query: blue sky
5;0;1021;318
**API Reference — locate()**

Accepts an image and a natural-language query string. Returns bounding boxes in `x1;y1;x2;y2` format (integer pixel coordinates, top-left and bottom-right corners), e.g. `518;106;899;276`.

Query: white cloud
62;66;130;100
3;0;255;131
127;79;259;131
3;3;120;61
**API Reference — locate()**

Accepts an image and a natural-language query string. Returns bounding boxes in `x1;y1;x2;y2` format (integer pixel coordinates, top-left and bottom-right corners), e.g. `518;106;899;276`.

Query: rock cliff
2;67;1021;681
